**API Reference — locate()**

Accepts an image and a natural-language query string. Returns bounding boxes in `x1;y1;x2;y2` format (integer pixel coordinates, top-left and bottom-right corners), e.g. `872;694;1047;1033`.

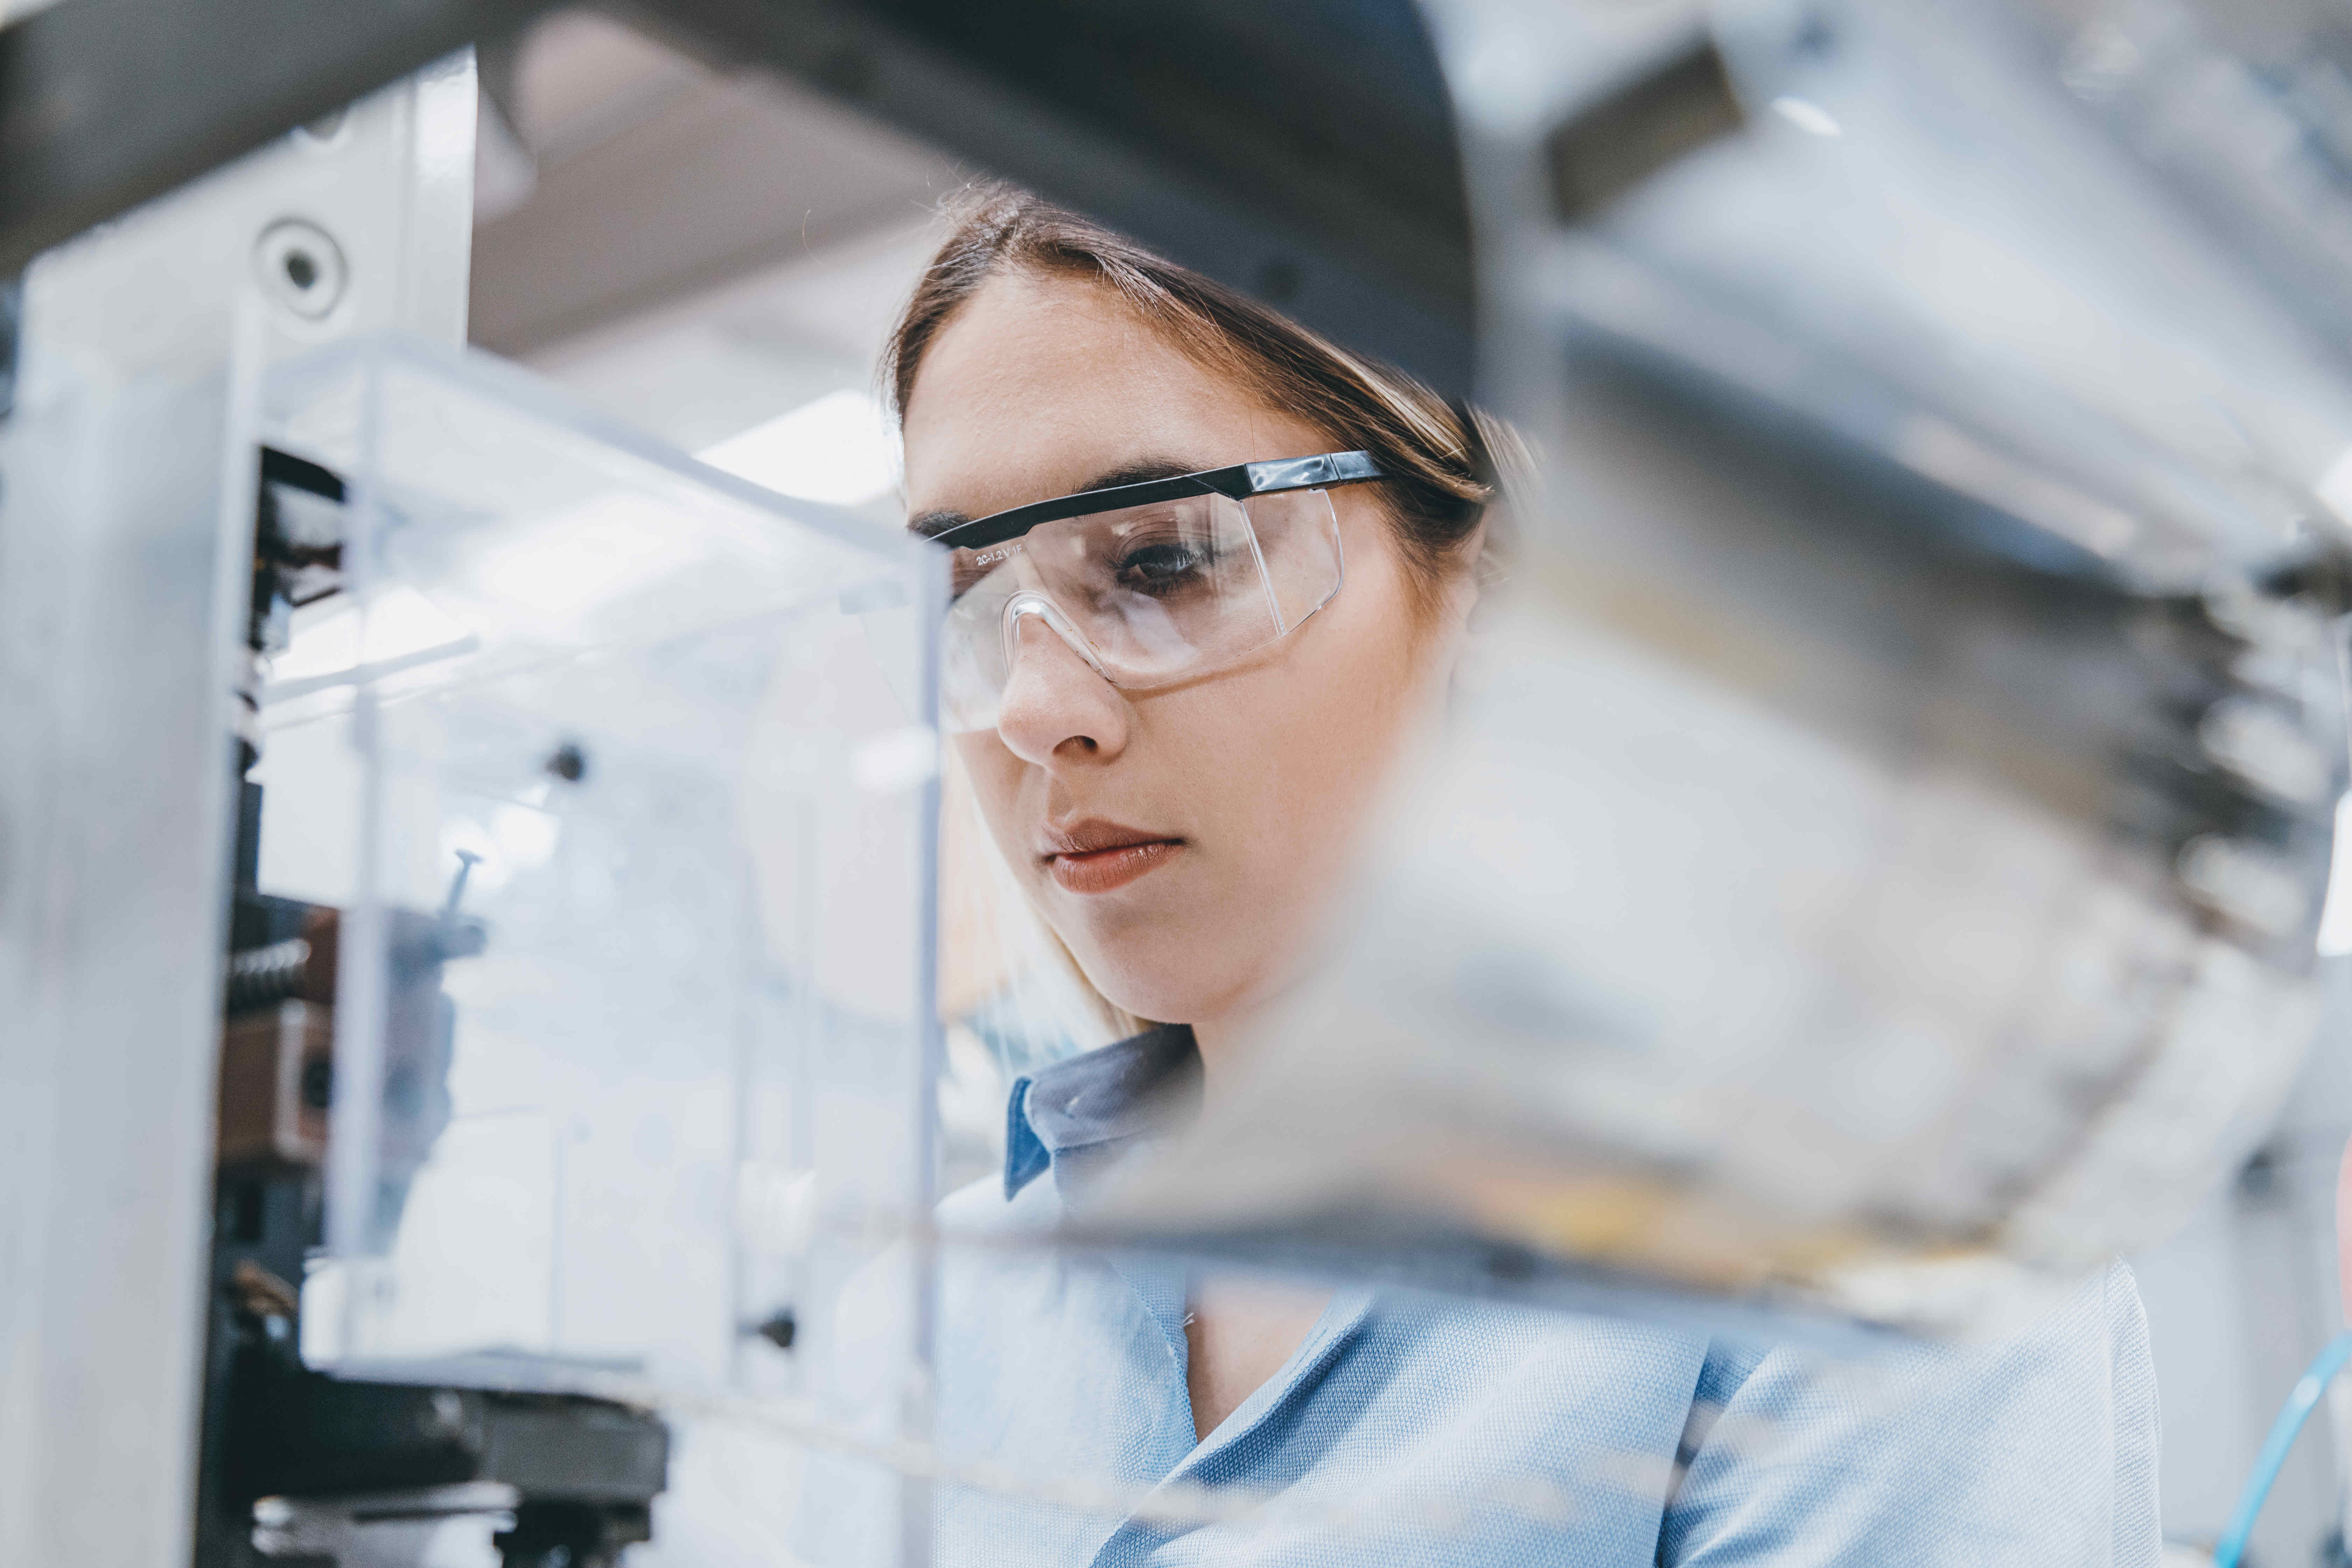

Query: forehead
899;271;1326;522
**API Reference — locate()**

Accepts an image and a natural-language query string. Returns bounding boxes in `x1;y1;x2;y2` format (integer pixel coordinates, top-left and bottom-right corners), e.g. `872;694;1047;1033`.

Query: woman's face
903;272;1470;1033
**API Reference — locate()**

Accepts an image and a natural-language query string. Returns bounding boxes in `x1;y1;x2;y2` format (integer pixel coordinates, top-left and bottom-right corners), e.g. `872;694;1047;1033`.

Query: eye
1113;538;1216;595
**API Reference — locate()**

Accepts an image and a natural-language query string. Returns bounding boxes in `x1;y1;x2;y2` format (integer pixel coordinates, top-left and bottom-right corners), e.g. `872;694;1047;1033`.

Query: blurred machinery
11;0;2352;1565
1086;1;2352;1334
196;444;671;1568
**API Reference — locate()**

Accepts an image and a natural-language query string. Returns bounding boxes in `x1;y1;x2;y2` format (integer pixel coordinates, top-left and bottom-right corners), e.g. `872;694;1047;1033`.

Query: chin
1072;933;1266;1031
1085;974;1214;1030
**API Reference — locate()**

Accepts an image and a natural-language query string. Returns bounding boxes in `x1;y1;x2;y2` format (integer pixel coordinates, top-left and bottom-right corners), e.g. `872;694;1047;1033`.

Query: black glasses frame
926;450;1386;552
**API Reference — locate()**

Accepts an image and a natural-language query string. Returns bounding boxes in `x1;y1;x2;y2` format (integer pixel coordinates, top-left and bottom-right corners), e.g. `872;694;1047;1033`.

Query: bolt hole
283;251;319;291
300;1058;334;1112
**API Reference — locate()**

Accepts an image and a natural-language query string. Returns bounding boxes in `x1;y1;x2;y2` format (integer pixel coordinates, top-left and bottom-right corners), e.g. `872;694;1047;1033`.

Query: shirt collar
1002;1023;1203;1201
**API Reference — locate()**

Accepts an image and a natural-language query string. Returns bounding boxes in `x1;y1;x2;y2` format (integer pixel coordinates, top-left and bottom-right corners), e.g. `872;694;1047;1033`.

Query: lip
1042;818;1185;895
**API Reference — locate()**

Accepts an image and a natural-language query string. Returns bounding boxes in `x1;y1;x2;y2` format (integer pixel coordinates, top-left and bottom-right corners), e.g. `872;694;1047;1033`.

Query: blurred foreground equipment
1078;0;2352;1334
0;47;677;1568
10;0;2352;1564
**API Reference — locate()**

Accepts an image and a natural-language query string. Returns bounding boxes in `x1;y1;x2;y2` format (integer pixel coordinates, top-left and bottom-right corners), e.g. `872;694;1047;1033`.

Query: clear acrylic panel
253;334;939;1430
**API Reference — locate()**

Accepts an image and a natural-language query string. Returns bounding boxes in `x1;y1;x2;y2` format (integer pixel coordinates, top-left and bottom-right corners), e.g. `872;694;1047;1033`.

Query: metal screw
751;1308;797;1351
442;848;483;919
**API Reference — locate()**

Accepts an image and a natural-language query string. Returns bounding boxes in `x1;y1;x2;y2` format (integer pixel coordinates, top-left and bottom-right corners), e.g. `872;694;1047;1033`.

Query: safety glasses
930;452;1383;733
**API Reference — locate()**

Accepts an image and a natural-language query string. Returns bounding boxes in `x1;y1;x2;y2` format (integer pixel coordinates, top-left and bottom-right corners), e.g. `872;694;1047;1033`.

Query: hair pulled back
883;184;1506;595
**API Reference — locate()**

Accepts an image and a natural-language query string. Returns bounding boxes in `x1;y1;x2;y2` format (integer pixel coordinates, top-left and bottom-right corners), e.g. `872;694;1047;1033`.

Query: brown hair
883;184;1509;602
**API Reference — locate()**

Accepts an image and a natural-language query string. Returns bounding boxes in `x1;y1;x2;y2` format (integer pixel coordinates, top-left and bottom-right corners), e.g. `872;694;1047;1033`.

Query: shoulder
1663;1260;2160;1566
1367;1290;1708;1378
1347;1291;1715;1455
1695;1257;2151;1401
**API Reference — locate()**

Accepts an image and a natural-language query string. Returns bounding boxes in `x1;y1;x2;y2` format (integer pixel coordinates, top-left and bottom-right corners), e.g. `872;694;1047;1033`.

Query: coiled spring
225;937;311;1014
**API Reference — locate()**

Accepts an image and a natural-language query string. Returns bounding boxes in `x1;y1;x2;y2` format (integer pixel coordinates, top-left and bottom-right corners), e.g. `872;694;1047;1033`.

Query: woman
875;188;2157;1566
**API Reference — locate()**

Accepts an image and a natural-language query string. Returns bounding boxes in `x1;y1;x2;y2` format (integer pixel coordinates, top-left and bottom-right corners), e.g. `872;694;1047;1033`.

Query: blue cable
2213;1328;2352;1568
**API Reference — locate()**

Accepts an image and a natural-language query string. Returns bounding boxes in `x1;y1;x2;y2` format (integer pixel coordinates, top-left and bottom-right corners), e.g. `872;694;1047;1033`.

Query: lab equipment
3;36;944;1564
1;52;484;1568
205;450;675;1568
1066;2;2351;1336
221;327;940;1561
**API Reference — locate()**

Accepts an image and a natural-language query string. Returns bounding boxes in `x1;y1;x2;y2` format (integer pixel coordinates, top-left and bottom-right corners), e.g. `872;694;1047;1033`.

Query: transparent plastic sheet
251;334;942;1561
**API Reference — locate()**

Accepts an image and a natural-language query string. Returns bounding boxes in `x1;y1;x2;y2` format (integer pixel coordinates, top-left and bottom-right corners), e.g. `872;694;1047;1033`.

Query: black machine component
227;1333;665;1567
252;450;348;636
0;273;19;422
196;448;670;1568
235;449;347;775
632;0;1475;390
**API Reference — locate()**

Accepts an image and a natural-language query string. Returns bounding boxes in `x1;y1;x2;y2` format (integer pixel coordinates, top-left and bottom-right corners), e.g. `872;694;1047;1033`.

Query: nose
994;611;1132;767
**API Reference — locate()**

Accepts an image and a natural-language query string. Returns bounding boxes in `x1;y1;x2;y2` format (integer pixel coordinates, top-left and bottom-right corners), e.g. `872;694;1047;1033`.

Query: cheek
1266;572;1435;854
1276;554;1426;767
952;733;1033;868
1164;554;1430;870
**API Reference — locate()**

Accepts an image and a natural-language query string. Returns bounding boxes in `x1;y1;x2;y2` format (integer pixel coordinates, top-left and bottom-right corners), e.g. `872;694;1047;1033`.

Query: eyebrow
906;455;1202;539
1076;456;1200;492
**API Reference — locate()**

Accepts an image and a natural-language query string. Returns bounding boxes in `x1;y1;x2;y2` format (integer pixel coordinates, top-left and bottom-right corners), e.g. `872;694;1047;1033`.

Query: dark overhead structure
0;0;531;271
0;0;1475;392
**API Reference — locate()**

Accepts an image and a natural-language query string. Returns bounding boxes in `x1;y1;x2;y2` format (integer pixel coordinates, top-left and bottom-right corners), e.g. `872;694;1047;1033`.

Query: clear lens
941;489;1344;732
